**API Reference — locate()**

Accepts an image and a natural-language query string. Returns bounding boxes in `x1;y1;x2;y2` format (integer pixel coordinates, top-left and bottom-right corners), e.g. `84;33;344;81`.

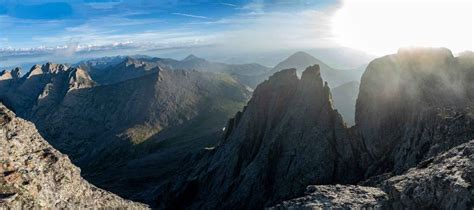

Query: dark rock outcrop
158;65;363;209
381;139;474;209
269;185;388;209
270;140;474;210
0;103;147;209
356;48;474;176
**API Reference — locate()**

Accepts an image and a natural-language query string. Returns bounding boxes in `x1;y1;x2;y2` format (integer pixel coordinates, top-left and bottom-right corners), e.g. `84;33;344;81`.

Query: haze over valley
1;0;473;209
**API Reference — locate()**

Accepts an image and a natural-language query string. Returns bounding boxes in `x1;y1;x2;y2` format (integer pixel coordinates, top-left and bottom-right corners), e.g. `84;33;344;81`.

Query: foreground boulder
269;185;388;209
271;139;474;210
381;139;474;209
0;104;147;209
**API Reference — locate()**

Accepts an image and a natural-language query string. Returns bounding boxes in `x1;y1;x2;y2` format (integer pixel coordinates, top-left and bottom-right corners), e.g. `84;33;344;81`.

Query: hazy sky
0;0;472;68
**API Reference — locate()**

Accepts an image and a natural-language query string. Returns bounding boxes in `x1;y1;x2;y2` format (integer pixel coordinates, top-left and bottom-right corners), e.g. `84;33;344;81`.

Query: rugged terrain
1;48;472;209
156;65;364;209
156;48;474;209
0;63;251;202
0;103;147;208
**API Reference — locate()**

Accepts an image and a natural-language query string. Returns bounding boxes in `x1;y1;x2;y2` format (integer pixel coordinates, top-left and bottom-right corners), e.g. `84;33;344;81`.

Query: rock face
356;48;474;176
158;65;363;209
381;139;474;209
0;104;147;209
269;185;388;210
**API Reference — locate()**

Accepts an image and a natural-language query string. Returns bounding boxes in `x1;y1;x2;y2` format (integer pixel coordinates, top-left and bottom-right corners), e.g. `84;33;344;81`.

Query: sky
0;0;472;69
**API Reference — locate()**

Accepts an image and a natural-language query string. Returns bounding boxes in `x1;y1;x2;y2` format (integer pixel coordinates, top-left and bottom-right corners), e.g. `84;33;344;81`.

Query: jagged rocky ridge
156;48;474;209
0;103;147;208
0;63;95;117
157;65;364;209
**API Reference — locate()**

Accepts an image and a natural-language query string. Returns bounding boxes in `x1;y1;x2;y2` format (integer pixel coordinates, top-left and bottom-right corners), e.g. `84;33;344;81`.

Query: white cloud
172;13;210;19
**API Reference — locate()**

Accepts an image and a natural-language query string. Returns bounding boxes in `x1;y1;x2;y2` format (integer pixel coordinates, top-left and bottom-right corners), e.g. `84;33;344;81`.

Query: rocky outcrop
270;140;474;210
157;65;363;209
0;103;147;209
381;139;474;209
356;48;474;176
269;185;388;209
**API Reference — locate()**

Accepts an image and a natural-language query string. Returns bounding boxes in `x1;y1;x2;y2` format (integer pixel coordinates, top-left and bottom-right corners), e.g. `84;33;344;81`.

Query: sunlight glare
332;0;474;55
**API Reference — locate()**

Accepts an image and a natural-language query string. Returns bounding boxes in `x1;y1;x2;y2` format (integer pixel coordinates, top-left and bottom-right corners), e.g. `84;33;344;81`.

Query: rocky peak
0;68;20;81
68;68;96;90
25;63;68;79
0;103;147;209
182;54;201;61
160;65;360;209
355;47;474;175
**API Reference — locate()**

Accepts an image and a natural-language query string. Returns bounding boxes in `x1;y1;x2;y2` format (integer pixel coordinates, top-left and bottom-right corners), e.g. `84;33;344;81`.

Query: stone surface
381;140;474;209
269;185;388;210
0;103;147;209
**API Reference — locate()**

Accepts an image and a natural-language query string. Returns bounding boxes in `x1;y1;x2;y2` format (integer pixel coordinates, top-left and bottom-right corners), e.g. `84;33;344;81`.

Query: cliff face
356;48;474;175
159;65;363;209
0;104;147;209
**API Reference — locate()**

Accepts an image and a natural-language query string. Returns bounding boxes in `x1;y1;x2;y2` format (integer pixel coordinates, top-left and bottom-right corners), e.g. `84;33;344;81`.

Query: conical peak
183;54;200;61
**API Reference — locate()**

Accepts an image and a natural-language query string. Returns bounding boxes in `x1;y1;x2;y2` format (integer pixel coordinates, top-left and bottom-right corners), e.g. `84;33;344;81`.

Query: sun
332;0;474;56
